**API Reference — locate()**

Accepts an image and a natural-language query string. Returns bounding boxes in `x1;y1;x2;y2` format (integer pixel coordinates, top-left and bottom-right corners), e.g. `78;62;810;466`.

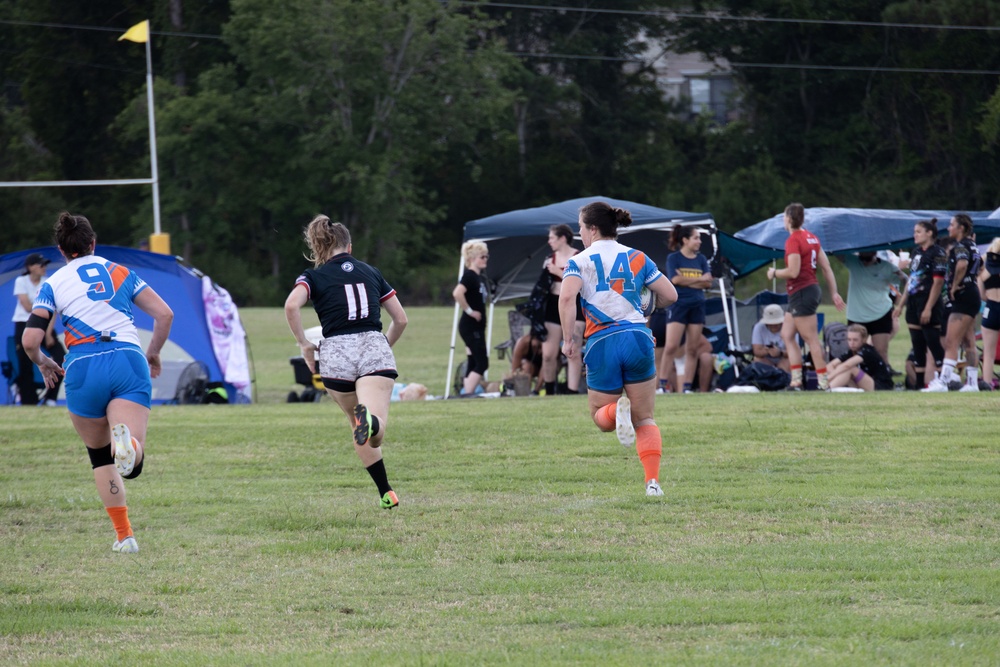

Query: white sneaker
615;397;635;447
112;536;139;553
111;423;136;477
921;378;949;393
646;479;663;496
959;383;980;392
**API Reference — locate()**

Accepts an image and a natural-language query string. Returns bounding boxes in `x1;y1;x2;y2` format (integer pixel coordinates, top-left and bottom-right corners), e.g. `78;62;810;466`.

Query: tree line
2;0;998;305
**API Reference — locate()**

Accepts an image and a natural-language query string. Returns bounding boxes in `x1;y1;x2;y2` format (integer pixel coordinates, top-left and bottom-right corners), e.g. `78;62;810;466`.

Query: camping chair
494;309;532;361
2;335;45;405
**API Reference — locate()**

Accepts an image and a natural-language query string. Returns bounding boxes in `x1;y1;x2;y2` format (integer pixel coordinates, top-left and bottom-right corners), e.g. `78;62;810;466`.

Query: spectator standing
539;224;584;395
452;241;490;395
977;239;1000;389
923;214;981;392
842;251;906;366
894;218;947;388
12;253;65;405
766;203;846;390
559;201;677;497
659;226;712;393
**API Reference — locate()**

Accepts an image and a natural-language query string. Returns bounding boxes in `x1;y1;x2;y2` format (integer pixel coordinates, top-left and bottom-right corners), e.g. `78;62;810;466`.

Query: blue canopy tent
727;208;1000;276
1;245;253;405
446;196;727;396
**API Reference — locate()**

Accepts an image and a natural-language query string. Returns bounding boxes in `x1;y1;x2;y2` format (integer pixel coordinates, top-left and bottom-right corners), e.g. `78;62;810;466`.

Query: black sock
365;459;392;497
545;381;556;395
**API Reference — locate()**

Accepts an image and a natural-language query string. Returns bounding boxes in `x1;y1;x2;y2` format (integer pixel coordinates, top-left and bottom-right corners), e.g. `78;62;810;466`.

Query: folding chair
494;309;532;361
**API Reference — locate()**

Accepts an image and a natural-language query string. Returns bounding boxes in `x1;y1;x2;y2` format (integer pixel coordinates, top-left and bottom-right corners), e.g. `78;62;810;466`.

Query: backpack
824;322;850;361
735;362;790;391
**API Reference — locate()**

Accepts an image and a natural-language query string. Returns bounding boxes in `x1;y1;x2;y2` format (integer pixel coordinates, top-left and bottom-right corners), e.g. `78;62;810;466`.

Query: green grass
2;308;999;665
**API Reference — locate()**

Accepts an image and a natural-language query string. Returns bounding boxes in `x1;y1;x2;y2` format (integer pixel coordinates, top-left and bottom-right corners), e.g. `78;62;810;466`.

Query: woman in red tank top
766;203;845;389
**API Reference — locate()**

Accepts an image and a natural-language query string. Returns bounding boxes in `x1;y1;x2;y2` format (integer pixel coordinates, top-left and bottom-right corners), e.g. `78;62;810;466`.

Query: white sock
967;368;978;385
940;360;957;383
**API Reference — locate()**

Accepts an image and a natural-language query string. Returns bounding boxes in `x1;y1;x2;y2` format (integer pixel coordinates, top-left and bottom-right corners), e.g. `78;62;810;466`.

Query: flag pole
144;33;163;239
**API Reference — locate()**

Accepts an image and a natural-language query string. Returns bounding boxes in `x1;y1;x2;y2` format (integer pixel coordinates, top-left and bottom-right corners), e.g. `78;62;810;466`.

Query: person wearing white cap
751;304;790;372
11;252;64;405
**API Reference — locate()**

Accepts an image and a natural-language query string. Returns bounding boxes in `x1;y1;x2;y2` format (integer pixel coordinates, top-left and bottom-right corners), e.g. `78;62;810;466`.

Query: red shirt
784;229;820;295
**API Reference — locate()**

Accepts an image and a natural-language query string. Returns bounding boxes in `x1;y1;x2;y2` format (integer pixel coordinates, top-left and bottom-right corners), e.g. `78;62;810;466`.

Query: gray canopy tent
445;196;723;397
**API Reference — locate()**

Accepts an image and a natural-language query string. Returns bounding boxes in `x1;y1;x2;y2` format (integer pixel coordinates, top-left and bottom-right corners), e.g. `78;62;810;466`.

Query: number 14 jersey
563;239;662;342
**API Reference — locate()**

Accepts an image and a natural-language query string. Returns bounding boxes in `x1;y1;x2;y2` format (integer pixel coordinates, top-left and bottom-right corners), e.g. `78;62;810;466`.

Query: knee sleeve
88;443;114;469
123;456;143;479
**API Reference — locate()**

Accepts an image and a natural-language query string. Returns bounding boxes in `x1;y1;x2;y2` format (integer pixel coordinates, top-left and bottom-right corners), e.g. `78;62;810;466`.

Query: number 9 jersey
33;255;148;348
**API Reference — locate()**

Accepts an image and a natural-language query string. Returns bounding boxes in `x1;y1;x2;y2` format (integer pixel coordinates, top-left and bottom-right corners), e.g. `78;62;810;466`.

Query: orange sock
635;424;662;483
106;506;132;541
594;402;616;431
816;366;826;375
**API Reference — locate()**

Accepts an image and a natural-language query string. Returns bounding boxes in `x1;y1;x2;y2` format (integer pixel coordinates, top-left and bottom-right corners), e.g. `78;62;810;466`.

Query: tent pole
444;254;466;399
712;230;740;378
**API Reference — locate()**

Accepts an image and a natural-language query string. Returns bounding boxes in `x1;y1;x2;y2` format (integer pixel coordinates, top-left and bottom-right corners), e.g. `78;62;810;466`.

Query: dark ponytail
54;212;96;258
579;201;632;239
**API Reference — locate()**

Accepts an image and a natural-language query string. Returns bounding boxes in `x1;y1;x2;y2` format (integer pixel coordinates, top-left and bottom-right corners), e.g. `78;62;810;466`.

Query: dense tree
673;0;1000;215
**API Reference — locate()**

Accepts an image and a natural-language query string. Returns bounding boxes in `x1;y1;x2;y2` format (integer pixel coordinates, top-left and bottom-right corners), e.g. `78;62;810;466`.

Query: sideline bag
735;362;790;391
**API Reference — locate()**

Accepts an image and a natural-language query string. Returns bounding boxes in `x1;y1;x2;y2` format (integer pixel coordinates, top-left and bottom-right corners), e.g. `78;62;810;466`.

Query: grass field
2;308;999;665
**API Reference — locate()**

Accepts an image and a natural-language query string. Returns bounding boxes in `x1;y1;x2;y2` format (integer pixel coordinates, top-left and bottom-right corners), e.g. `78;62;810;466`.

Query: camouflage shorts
318;330;398;391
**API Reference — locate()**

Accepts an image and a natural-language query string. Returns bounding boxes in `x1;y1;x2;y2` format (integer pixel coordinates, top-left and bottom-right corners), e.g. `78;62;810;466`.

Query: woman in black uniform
978;238;1000;389
452;240;490;395
923;214;981;392
894;218;946;389
540;224;583;395
285;215;408;509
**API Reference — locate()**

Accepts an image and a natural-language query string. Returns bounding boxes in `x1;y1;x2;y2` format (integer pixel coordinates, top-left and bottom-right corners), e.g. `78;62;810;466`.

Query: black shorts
544;293;583;324
849;308;893;336
647;309;667;347
948;286;981;318
905;293;943;328
983;299;1000;330
788;284;821;317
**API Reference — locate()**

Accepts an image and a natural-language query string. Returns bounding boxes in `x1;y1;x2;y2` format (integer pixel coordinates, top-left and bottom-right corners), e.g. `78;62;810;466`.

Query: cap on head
24;253;50;269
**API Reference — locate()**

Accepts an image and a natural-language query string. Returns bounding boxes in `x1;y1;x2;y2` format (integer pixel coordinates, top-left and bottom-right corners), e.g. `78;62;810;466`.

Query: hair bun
613;207;633;228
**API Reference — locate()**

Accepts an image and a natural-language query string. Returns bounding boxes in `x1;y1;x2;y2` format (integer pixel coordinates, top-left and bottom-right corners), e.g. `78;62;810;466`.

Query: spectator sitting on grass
827;324;894;391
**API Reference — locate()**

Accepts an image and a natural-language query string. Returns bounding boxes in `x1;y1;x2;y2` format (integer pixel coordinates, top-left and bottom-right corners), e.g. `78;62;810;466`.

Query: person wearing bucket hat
11;252;64;406
976;238;1000;390
751;304;789;371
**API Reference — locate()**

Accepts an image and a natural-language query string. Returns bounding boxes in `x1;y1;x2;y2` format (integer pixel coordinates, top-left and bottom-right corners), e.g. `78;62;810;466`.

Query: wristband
464;307;474;316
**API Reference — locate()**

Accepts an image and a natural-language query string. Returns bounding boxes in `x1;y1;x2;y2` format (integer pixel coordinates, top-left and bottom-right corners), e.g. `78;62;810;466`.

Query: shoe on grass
645;479;663;497
380;490;399;509
112;536;138;553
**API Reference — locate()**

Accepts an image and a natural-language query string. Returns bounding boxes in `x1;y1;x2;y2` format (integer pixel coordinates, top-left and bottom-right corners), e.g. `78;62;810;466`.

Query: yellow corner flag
118;20;149;43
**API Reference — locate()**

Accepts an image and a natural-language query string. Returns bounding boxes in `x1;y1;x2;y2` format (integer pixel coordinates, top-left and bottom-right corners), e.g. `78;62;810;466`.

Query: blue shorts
64;344;152;418
583;328;656;393
666;300;706;325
